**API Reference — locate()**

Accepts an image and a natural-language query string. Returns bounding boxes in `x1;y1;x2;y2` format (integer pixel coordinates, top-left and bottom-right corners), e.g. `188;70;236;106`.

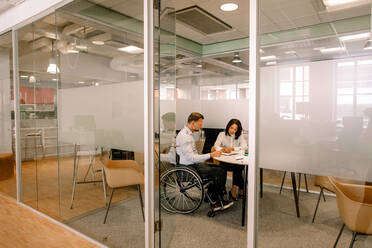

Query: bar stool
70;144;107;209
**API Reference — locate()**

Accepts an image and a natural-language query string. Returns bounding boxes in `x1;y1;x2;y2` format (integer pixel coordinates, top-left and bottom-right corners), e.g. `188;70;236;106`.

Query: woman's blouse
214;132;248;151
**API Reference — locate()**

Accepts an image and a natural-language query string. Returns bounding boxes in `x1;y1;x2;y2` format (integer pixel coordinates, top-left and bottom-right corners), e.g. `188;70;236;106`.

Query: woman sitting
214;119;247;200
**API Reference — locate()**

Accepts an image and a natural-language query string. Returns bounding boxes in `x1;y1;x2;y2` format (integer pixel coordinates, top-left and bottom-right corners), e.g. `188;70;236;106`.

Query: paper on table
222;151;239;156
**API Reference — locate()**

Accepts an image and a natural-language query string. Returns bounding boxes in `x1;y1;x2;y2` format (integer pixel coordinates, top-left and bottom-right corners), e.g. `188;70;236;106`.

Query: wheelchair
160;154;224;217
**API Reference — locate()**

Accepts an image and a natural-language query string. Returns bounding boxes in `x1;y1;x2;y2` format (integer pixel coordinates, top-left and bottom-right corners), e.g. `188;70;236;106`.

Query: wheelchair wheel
160;167;204;214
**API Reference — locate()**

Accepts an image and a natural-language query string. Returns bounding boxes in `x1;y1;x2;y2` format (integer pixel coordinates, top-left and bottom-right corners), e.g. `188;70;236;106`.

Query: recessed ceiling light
196;64;202;68
260;55;276;61
220;3;238;11
52;78;57;81
92;40;105;45
20;75;28;78
320;47;346;53
118;45;144;54
95;82;100;86
260;49;264;54
339;32;370;42
78;81;85;84
266;61;277;66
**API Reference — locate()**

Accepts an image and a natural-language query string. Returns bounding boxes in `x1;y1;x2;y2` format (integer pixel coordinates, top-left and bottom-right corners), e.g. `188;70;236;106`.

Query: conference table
214;152;249;226
214;153;301;226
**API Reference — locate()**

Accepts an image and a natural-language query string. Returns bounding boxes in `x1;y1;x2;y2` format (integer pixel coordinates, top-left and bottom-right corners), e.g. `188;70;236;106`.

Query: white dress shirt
176;126;210;165
214;132;248;151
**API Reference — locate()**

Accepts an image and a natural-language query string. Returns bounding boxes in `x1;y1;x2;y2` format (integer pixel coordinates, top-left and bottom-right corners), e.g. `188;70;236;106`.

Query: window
336;59;372;127
200;84;237;100
279;66;309;120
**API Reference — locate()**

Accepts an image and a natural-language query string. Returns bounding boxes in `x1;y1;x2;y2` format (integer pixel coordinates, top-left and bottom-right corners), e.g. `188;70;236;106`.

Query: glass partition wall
258;0;372;247
0;31;16;199
14;0;146;247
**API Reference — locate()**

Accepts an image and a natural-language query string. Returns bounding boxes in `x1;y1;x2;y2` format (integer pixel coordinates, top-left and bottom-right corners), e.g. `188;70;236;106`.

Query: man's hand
222;147;234;153
210;150;222;158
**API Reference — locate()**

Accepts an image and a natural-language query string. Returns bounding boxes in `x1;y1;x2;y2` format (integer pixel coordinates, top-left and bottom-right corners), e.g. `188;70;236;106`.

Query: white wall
58;80;144;152
0;48;12;153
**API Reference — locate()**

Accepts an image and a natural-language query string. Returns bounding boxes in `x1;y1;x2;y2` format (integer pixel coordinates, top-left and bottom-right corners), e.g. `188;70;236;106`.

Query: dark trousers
221;162;244;189
188;163;227;202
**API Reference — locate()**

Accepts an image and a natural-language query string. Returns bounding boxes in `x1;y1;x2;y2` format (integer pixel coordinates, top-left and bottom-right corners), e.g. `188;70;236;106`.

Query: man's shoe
221;200;234;210
212;202;222;211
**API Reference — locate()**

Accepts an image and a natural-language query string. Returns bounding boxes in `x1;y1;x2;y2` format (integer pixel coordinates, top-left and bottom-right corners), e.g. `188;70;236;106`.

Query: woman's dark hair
225;119;242;139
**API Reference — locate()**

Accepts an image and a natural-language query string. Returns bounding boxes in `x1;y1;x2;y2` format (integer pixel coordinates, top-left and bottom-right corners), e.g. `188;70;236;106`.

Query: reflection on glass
0;31;17;199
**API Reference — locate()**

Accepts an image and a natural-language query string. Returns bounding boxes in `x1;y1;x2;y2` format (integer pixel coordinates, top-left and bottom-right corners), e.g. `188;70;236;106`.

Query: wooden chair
103;159;145;224
330;177;372;247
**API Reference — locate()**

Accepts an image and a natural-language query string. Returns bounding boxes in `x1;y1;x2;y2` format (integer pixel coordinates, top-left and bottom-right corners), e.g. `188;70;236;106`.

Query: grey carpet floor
64;185;372;248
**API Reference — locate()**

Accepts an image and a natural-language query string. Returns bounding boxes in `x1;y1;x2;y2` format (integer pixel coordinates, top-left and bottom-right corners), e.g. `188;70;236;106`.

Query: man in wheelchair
174;112;233;213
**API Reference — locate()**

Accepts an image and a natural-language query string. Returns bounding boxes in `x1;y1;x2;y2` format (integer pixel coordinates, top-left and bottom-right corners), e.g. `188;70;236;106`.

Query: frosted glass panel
259;58;372;181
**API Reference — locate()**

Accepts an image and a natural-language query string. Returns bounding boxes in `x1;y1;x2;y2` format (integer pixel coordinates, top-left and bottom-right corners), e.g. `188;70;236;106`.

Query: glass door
154;0;177;246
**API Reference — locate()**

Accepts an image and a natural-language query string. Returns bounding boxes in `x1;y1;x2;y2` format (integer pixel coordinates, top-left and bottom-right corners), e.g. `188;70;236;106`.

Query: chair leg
334;224;345;248
102;167;107;206
90;155;95;184
312;187;323;223
304;174;309;192
83;157;93;182
298;173;302;200
280;171;286;194
70;147;79;209
103;188;115;224
349;232;357;248
322;190;326;202
137;185;145;222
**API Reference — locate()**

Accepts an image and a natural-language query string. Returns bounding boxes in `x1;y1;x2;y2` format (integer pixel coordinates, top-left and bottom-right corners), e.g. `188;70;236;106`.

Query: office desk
214;154;301;226
214;154;249;226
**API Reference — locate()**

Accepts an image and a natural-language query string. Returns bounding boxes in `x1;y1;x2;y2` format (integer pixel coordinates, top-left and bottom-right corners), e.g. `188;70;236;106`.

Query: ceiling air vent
176;5;232;35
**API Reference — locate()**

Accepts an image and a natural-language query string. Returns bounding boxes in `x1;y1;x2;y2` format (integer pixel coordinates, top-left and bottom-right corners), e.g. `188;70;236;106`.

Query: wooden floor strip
0;194;103;248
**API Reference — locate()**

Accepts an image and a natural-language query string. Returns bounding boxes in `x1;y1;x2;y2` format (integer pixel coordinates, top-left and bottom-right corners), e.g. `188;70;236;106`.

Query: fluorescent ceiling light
165;86;175;89
75;45;88;50
284;50;297;55
52;78;57;81
323;0;359;7
266;61;277;66
339;32;370;42
196;64;202;68
320;47;346;53
358;60;372;65
220;3;238;11
78;81;85;84
92;40;104;45
20;75;28;78
260;55;276;61
67;49;79;54
337;61;354;67
313;47;325;51
118;45;144;54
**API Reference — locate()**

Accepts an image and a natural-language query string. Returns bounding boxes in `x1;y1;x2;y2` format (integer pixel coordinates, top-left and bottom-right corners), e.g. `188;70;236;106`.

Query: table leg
242;165;248;226
260;168;263;198
291;172;300;218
